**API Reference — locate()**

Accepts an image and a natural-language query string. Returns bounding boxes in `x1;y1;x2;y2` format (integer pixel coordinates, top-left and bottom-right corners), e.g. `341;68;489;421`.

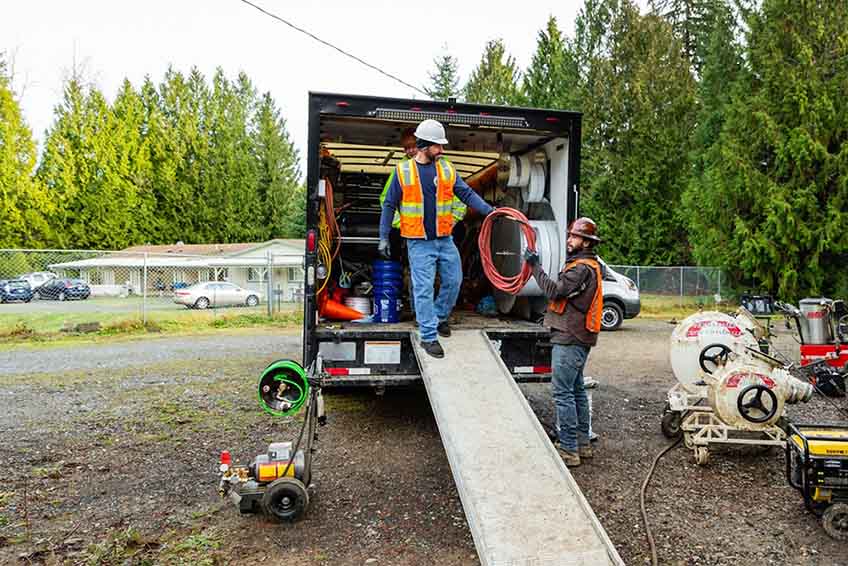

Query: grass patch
0;306;303;346
637;293;738;319
76;524;223;565
82;526;161;565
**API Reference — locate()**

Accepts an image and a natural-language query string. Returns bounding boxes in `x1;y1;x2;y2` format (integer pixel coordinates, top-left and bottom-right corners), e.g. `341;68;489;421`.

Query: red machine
776;298;848;397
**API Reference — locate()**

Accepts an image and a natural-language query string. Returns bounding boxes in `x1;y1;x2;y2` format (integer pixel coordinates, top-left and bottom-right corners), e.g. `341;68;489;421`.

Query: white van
599;260;640;330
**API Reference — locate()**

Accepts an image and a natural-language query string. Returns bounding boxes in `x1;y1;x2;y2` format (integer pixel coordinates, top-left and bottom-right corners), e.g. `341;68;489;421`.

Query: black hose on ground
640;437;682;566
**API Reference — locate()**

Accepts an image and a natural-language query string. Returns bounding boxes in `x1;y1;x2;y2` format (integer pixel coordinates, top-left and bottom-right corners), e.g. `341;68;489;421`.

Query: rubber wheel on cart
601;303;623;331
823;503;848;541
694;446;710;466
661;411;684;439
262;477;309;522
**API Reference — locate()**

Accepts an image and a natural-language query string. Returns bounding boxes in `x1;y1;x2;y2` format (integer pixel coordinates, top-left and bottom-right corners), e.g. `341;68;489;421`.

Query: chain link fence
609;265;729;309
0;248;304;334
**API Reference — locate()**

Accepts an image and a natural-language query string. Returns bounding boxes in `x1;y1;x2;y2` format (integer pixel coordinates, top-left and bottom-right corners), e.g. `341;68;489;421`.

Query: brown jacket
531;250;601;347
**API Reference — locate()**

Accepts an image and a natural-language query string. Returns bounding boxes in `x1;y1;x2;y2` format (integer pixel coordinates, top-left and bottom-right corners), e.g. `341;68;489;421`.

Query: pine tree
649;0;723;72
281;183;306;238
425;48;461;101
682;2;745;270
153;67;210;244
110;79;157;244
253;92;302;238
0;59;52;247
464;39;525;106
576;0;697;264
685;0;848;298
523;16;580;110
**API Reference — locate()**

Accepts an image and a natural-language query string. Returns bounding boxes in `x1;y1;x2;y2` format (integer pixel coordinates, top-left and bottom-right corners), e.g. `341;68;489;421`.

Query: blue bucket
372;260;402;323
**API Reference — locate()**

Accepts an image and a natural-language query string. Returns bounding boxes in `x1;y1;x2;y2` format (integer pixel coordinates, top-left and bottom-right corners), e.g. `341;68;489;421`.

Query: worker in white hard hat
379;119;494;359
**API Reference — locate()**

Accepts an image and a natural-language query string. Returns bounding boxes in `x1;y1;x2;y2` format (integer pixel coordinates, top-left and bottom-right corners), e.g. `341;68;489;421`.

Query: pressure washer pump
217;359;324;522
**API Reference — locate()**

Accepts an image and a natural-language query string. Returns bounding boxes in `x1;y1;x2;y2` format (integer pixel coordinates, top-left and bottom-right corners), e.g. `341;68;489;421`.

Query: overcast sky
3;0;589;167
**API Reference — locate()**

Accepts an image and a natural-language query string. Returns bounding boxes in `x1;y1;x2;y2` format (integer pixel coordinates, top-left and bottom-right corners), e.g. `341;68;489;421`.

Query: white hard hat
414;119;449;145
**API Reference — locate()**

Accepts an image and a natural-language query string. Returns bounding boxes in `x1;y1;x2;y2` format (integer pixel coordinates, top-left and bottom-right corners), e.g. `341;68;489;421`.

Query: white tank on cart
709;361;813;429
669;311;759;394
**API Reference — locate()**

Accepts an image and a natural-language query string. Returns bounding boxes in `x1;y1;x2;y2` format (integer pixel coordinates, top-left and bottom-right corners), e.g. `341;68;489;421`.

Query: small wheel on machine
661;411;684;439
262;477;309;522
822;503;848;541
694;446;710;466
601;303;623;331
737;384;779;424
698;343;732;374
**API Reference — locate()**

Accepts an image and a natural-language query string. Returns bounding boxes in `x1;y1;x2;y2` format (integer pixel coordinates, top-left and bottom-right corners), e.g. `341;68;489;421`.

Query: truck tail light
220;450;232;466
306;230;317;252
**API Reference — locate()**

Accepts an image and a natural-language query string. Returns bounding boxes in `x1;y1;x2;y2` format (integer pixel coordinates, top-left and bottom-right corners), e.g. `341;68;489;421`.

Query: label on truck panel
364;341;401;365
319;341;357;361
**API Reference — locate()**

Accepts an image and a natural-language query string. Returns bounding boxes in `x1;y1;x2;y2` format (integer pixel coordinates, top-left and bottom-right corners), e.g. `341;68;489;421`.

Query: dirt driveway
0;319;844;565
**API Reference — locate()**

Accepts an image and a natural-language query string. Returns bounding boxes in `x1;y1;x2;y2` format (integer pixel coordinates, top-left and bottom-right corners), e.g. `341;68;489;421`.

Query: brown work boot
579;444;594;459
556;446;581;467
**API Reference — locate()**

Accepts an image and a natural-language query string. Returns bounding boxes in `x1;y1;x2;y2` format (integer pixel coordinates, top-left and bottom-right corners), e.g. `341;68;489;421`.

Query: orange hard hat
567;217;601;243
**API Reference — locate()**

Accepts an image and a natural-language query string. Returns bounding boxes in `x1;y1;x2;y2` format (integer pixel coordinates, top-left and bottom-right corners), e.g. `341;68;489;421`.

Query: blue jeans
406;237;462;342
551;344;591;452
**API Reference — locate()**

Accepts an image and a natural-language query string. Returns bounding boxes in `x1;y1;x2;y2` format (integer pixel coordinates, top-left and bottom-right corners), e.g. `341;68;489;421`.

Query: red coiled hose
478;207;537;295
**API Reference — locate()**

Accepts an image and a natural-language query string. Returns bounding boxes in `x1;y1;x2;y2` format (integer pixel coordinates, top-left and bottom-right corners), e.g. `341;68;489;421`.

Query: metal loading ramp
413;330;624;566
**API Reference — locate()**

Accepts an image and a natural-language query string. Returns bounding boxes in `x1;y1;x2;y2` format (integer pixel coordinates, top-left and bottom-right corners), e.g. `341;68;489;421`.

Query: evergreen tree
0;59;52;247
199;69;262;243
682;2;745;270
253;92;302;238
425;48;461;101
576;0;697;264
281;183;306;238
685;0;848;298
110;79;157;244
650;0;723;72
38;80;129;249
154;67;210;244
524;16;580;110
464;39;525;106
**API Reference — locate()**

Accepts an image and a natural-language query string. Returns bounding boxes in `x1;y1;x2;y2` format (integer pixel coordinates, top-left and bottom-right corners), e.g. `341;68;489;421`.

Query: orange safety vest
548;258;604;333
395;157;457;239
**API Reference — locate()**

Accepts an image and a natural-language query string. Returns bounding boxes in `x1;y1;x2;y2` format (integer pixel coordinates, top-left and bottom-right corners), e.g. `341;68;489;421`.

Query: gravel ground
0;331;300;376
0;319;845;565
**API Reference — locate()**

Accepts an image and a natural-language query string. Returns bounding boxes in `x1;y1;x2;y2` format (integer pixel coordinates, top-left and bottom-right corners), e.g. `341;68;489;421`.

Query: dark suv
0;279;34;303
37;278;91;301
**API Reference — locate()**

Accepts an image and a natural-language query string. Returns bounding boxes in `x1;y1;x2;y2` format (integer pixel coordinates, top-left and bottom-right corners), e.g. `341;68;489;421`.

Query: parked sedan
173;282;261;309
0;279;34;303
37;278;91;301
19;271;56;291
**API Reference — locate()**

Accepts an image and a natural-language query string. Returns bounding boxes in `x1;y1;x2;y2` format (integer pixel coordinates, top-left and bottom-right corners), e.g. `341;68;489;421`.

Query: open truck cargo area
303;92;582;386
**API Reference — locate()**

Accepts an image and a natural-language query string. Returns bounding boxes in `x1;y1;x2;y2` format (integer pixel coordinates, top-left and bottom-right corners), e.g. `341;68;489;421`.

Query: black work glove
378;239;391;260
523;248;540;267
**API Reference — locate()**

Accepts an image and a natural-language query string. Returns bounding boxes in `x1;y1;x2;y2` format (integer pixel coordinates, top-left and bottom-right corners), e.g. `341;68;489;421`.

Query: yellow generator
786;423;848;540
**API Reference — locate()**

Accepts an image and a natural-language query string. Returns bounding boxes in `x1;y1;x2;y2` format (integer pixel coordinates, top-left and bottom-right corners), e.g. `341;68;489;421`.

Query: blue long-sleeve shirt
379;159;493;241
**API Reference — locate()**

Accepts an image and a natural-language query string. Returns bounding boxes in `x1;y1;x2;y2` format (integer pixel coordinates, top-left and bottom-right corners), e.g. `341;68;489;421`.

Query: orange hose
478;207;537;295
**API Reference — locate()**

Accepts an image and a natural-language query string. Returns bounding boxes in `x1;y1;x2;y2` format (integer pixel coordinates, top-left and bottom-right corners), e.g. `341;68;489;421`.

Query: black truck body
302;92;582;386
